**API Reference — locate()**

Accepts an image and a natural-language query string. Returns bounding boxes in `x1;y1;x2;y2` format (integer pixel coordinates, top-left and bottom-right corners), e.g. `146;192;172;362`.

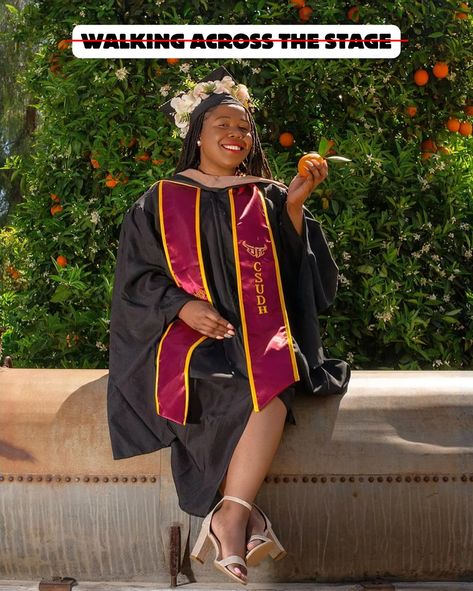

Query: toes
229;565;247;580
247;539;263;551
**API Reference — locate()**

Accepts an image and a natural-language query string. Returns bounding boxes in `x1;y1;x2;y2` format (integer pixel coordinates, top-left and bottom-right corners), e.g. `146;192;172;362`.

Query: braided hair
174;104;273;179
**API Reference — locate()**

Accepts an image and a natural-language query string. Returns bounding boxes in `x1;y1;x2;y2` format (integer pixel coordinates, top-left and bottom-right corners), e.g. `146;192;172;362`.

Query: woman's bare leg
211;396;287;581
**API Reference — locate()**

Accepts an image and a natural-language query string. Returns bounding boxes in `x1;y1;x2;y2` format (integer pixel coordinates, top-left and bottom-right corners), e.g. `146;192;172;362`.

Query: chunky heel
190;523;213;564
246;503;287;566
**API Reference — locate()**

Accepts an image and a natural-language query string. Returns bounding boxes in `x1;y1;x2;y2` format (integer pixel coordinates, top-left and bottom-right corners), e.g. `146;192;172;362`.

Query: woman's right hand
178;300;235;340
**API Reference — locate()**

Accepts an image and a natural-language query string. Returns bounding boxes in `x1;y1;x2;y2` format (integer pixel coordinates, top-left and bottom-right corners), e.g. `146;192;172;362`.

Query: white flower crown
170;75;254;139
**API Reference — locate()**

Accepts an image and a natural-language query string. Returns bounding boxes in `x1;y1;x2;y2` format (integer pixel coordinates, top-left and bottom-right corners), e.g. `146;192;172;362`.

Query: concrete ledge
1;369;473;584
2;581;473;590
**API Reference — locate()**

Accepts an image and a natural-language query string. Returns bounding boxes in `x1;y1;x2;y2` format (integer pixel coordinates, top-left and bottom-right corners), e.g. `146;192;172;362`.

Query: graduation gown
106;168;351;517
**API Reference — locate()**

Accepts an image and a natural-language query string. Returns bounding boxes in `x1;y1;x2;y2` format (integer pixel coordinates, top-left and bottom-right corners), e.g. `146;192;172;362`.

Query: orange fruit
298;153;325;177
433;62;449;79
135;152;150;161
56;255;67;267
463;105;473;115
414;69;429;86
455;11;468;18
446;118;461;132
406;106;417;117
421;139;437;152
459;121;472;136
106;177;118;188
421;152;434;160
290;0;305;6
279;132;295;147
57;39;69;50
299;6;313;20
438;146;451;155
50;193;60;202
166;58;180;64
347;6;360;21
90;158;100;168
152;158;165;165
50;204;63;216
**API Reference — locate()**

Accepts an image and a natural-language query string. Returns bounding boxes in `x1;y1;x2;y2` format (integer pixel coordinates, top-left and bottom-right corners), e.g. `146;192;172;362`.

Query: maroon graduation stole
154;179;300;424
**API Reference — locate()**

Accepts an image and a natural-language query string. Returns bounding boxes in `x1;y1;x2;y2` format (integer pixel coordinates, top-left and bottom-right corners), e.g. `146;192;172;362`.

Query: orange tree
0;0;472;369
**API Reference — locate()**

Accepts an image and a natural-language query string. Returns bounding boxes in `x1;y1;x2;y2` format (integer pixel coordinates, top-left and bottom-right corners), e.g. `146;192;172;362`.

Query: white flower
432;359;443;368
443;294;451;302
459;222;470;230
421;243;431;253
342;251;351;261
160;84;171;97
251;67;261;74
431;253;440;261
413;233;420;240
448;232;454;239
338;273;351;286
90;211;100;225
428;294;436;300
465;250;472;259
115;67;129;81
448;274;455;281
179;62;191;73
346;352;354;363
419;277;427;285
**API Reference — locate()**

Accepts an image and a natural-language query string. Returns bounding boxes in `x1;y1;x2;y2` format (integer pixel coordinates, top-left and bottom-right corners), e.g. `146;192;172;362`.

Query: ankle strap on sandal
222;495;252;512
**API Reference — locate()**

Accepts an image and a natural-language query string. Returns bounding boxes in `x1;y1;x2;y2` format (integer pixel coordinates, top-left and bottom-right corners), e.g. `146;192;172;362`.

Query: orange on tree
433;62;449;79
50;193;60;202
290;0;305;7
414;69;429;86
50;204;63;216
90;158;100;168
57;39;69;50
438;146;451;154
446;118;461;132
421;152;435;160
56;255;67;267
135;152;151;161
299;6;313;21
421;139;437;152
279;132;295;147
166;58;180;64
298;153;325;177
459;121;472;136
406;106;417;117
347;6;360;21
464;105;473;115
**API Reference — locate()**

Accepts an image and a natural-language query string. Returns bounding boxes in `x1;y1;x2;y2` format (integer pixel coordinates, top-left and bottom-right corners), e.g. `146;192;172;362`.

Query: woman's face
197;103;253;176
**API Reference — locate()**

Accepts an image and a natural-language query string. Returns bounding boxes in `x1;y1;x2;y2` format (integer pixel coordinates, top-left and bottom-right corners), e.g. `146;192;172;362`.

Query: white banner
71;25;403;59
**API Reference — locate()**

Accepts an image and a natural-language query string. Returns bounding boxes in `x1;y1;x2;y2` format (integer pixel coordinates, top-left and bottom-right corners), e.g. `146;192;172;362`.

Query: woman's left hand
287;158;328;208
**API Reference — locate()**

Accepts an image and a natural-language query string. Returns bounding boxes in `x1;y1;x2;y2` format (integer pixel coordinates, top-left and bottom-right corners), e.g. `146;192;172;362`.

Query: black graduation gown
106;172;351;517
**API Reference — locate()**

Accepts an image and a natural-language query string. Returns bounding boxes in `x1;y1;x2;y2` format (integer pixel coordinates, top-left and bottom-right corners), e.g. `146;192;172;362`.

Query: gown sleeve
108;190;198;387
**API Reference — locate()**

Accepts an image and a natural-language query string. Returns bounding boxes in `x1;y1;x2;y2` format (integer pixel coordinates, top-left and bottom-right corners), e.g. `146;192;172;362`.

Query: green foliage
0;0;472;370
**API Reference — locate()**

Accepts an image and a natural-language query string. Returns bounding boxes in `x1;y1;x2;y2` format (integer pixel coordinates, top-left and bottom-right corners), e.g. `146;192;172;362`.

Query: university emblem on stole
242;241;267;258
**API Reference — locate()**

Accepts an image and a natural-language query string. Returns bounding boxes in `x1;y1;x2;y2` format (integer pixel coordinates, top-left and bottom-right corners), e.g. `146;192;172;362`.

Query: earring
197;139;201;146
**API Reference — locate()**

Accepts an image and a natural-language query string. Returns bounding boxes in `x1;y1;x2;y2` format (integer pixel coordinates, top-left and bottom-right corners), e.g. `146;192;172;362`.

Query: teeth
222;145;242;151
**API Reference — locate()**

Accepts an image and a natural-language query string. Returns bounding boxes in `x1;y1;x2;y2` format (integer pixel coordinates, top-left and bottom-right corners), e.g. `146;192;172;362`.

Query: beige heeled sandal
190;495;252;585
245;502;287;567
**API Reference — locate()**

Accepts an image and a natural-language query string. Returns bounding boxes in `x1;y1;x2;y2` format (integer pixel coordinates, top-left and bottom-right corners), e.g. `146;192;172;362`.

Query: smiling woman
107;65;350;586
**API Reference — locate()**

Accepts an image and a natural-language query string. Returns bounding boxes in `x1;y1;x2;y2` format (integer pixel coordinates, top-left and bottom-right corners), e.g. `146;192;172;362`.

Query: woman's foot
211;501;249;583
246;504;267;551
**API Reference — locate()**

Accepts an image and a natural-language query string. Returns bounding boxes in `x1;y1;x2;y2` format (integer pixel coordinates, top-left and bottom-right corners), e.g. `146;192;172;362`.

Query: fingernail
227;324;234;329
216;336;224;339
224;333;233;338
